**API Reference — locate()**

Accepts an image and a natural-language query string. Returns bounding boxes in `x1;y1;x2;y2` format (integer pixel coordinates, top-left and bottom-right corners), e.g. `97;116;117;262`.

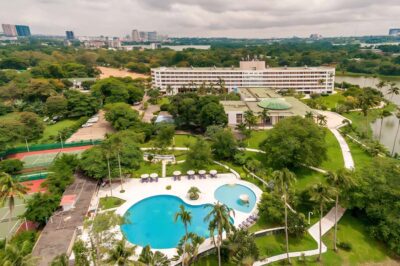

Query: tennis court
0;196;30;240
9;146;92;169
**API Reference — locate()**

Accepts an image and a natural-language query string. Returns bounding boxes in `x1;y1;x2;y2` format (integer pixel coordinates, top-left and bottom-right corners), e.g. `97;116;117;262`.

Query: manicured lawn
342;103;396;137
37;119;77;143
255;232;317;259
245;130;268;149
292;167;326;192
99;196;125;210
131;161;163;177
303;92;346;110
140;134;198;148
346;137;374;169
173;134;198;147
320;130;344;171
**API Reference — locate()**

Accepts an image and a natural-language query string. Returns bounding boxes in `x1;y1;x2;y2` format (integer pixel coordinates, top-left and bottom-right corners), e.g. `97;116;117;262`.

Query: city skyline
1;0;399;38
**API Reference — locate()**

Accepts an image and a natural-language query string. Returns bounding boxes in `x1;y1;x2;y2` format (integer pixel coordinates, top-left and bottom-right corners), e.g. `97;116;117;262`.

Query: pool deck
95;173;263;258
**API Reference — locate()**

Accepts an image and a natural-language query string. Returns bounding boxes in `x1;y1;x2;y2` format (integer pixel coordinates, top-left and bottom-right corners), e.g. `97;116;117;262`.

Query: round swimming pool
214;184;257;213
121;195;212;249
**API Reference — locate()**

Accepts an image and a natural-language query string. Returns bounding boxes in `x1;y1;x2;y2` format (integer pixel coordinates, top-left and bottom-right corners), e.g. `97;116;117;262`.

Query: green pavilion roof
257;98;292;110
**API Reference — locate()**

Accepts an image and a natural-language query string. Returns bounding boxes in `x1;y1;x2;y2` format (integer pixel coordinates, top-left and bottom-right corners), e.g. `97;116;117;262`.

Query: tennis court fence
14;172;50;182
0;139;102;158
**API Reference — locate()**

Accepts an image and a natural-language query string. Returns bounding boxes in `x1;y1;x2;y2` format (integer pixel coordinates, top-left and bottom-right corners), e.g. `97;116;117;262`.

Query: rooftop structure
152;61;335;95
389;28;400;36
221;87;313;127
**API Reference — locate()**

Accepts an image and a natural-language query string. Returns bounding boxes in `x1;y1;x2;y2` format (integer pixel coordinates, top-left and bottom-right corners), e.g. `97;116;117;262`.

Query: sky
1;0;400;38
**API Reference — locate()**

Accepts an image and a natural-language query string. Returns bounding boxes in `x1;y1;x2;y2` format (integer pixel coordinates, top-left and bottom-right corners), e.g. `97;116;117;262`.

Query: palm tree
174;205;192;266
138;245;170;266
305;111;314;120
326;169;355;252
391;110;400;156
187;187;201;200
387;82;400;100
309;183;336;261
316;114;327;126
105;239;136;266
258;109;270;126
109;137;125;193
244;110;257;130
166;85;173;95
1;241;38;266
50;253;69;266
204;202;235;266
174;232;205;266
272;168;296;264
376;80;386;91
0;172;27;234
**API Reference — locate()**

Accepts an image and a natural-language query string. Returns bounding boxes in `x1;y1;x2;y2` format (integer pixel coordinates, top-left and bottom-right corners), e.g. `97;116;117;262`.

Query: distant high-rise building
15;25;31;36
309;33;322;40
147;31;158;42
389;28;400;36
139;31;148;42
66;31;75;40
2;24;17;37
131;29;140;42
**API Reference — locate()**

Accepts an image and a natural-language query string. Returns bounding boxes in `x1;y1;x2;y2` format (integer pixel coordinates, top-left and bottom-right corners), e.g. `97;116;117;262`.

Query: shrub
0;159;24;174
187;187;200;200
166;185;171;190
338;241;352;251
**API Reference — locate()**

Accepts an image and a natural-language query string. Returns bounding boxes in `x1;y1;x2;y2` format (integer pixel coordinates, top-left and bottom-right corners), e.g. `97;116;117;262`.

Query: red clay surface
16;221;39;234
20;179;47;194
8;145;93;159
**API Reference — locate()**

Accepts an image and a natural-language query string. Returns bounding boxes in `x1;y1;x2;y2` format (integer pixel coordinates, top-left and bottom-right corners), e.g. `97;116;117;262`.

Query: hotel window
236;113;243;124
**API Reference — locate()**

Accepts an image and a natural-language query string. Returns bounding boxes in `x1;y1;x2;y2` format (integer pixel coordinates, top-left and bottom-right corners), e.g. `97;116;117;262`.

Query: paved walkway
317;110;354;170
254;205;346;265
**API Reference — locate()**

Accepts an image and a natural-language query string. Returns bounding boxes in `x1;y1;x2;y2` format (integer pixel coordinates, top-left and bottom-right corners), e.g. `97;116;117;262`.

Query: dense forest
1;38;400;76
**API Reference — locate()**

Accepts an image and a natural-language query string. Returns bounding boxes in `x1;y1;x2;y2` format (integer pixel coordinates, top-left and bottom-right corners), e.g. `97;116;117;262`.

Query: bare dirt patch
97;66;149;79
66;110;115;142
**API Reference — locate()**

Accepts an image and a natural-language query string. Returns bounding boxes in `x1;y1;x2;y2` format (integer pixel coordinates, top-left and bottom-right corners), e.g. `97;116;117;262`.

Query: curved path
254;111;354;265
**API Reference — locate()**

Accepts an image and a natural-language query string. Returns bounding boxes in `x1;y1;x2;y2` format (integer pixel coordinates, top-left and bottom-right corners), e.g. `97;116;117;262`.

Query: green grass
166;162;226;176
197;255;235;266
37;119;77;143
0;112;21;121
173;134;198;147
293;167;326;192
342;103;397;138
303;92;346;110
131;161;163;177
256;232;317;258
320;130;344;171
346;137;374;169
158;97;170;106
99;196;125;210
245;131;268;149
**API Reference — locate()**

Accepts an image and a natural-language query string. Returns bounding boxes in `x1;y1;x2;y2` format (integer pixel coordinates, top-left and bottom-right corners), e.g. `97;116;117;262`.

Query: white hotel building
151;61;335;95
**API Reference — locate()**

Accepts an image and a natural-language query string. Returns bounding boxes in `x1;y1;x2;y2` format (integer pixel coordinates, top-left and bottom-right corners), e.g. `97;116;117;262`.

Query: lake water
335;75;400;154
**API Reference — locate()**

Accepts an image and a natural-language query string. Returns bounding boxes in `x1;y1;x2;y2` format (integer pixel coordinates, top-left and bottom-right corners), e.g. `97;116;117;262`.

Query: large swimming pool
121;195;212;249
214;184;257;213
121;184;257;249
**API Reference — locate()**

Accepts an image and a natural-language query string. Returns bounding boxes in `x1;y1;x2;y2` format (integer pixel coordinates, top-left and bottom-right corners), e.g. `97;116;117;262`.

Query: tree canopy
260;116;327;169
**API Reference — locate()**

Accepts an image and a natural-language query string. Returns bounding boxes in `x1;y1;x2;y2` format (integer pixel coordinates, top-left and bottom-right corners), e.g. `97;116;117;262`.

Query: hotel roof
221;87;312;116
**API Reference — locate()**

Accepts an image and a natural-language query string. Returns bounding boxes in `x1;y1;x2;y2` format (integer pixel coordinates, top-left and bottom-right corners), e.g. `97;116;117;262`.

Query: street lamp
308;211;314;225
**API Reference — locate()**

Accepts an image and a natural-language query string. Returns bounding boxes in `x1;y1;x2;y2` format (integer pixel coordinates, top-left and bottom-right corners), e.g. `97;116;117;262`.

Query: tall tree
309;183;335;261
174;205;192;266
104;239;136;266
138;245;170;266
272;168;297;264
204;202;235;266
391;110;400;156
326;169;355;252
0;172;27;234
387;82;400;100
244;110;258;130
174;232;205;266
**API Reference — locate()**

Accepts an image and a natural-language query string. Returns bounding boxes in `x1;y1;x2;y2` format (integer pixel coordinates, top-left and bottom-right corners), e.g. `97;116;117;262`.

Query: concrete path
254;205;346;265
317;110;354;170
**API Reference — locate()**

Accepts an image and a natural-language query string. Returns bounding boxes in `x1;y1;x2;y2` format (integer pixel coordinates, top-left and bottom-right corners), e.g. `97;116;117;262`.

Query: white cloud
0;0;399;37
